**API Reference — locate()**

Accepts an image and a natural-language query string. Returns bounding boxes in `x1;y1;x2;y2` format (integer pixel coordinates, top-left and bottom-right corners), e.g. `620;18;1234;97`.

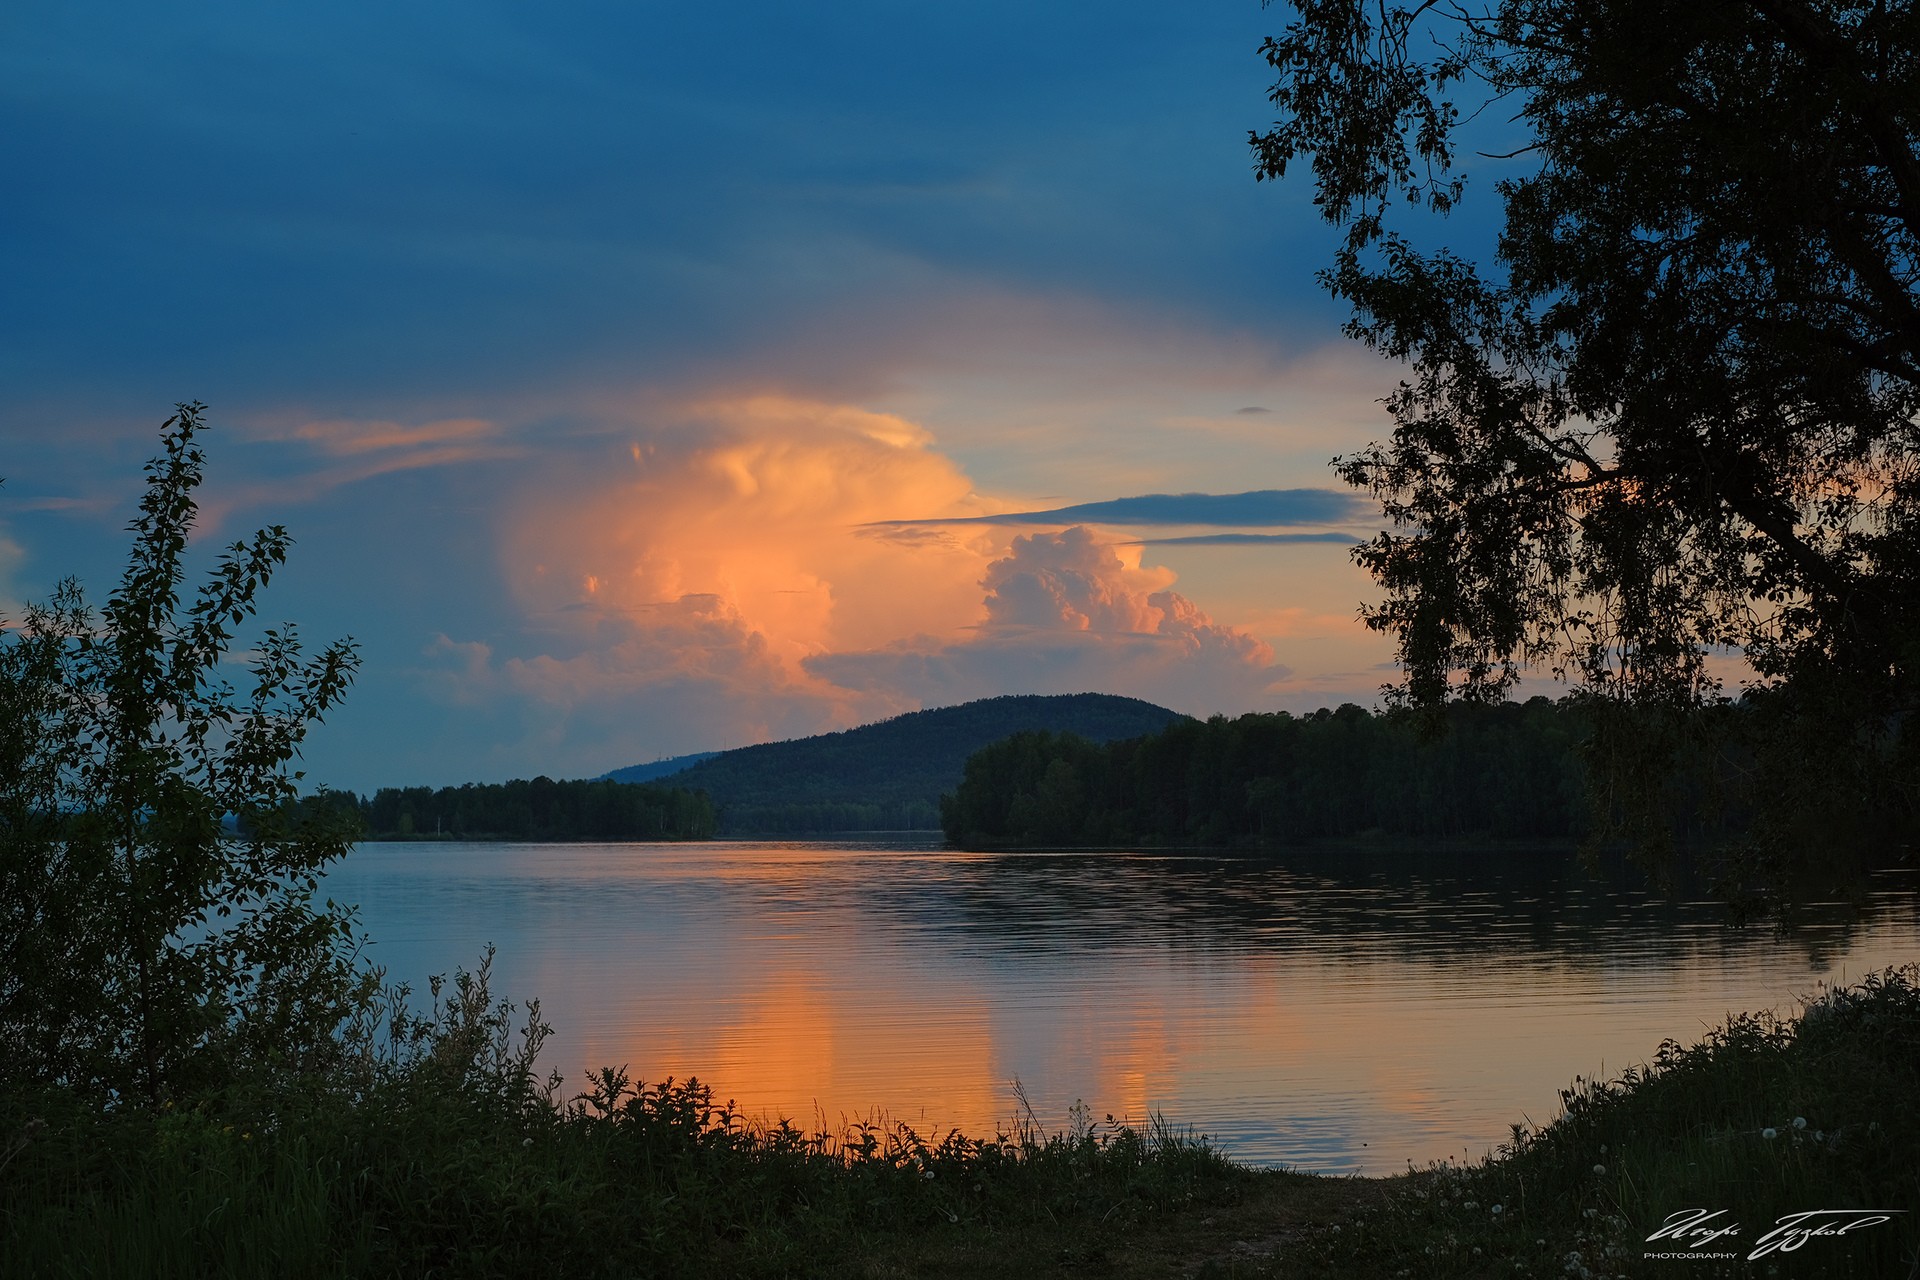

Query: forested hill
608;693;1188;834
603;751;722;783
941;700;1603;849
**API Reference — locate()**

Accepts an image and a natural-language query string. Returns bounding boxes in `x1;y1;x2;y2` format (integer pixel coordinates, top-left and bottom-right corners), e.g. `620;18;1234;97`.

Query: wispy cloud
274;417;503;456
1126;532;1363;547
863;488;1368;531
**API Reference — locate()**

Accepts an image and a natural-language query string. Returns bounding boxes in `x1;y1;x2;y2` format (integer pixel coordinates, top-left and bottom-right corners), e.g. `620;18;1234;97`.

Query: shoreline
8;965;1915;1277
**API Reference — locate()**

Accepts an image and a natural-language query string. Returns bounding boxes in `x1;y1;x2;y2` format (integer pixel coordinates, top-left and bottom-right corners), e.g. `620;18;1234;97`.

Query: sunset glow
0;3;1416;787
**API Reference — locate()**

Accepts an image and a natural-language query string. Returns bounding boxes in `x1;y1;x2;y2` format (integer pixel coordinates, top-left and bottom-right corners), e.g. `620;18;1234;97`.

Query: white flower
1593;1163;1607;1176
1762;1127;1778;1139
1491;1204;1505;1215
521;1137;533;1147
1792;1116;1807;1130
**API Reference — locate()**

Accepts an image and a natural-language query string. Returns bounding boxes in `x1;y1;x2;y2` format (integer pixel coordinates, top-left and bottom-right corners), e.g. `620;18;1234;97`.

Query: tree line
1256;0;1920;896
342;776;716;841
941;699;1601;850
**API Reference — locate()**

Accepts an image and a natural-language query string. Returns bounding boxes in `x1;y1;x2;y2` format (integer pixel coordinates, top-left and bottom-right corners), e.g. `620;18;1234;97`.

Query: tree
1253;0;1920;890
0;404;367;1101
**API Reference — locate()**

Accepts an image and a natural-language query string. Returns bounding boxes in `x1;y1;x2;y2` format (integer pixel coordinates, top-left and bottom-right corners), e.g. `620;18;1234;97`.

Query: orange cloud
507;394;999;671
811;527;1284;719
421;394;1299;767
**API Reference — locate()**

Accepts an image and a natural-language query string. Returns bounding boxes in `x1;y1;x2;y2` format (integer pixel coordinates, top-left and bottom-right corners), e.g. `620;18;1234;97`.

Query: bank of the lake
5;964;1916;1278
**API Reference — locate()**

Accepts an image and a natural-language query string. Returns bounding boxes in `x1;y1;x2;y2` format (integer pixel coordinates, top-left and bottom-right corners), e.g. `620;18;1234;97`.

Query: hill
606;693;1187;834
603;751;722;784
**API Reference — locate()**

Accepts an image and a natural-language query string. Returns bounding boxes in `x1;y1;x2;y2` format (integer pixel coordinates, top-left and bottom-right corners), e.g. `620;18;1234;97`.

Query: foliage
0;404;367;1103
1273;965;1920;1279
1253;1;1920;889
7;960;1915;1279
0;950;1250;1279
353;775;716;841
942;699;1594;850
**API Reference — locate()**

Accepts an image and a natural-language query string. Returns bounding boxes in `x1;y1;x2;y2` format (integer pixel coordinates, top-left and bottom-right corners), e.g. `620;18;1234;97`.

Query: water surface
324;839;1919;1175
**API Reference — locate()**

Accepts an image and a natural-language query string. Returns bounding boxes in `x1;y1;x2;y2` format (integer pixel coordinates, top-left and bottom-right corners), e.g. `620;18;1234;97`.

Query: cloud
420;401;1301;769
273;416;503;456
409;394;998;763
416;596;901;777
0;527;27;617
808;527;1286;719
505;394;997;668
864;488;1368;531
1125;532;1363;547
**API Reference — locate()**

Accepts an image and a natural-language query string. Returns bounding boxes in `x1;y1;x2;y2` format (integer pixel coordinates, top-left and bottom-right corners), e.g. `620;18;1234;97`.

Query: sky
1;0;1440;792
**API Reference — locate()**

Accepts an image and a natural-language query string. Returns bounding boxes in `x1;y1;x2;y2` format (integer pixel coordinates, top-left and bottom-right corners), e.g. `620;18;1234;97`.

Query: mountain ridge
604;693;1188;833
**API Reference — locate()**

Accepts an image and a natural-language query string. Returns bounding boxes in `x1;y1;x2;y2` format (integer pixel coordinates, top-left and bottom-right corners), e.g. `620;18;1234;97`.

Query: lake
323;839;1920;1176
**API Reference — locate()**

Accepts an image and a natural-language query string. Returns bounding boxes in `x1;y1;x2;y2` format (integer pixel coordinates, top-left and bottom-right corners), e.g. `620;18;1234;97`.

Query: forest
940;699;1601;849
351;776;716;841
610;692;1185;834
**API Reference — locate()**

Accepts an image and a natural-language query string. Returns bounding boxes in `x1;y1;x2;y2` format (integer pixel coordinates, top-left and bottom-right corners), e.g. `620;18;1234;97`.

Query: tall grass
1;951;1248;1278
8;961;1915;1279
1276;964;1920;1279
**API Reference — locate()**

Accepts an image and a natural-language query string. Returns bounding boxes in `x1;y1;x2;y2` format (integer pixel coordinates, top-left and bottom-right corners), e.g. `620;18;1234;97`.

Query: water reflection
324;839;1919;1175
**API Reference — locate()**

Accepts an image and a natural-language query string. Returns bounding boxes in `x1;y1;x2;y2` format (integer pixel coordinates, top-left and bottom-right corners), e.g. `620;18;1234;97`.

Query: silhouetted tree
0;405;366;1102
1253;1;1920;895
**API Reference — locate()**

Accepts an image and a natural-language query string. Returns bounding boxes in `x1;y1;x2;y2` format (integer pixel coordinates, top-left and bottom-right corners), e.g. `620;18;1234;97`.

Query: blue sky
2;1;1441;791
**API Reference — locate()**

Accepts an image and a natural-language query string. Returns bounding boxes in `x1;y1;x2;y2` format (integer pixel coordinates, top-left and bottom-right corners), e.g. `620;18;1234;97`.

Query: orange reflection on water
329;842;1920;1173
575;960;1006;1139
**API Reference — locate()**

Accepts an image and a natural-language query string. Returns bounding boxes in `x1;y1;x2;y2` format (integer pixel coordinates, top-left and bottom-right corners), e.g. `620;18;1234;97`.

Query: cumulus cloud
505;394;998;668
413;394;992;762
422;399;1298;768
809;527;1286;719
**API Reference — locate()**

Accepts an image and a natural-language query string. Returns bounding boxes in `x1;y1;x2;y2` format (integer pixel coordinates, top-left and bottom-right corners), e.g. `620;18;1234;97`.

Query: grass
4;964;1916;1278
